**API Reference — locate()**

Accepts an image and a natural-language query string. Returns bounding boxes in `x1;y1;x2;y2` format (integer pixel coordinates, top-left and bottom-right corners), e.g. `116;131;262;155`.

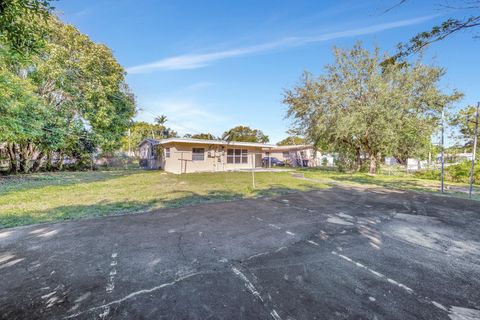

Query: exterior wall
162;142;265;174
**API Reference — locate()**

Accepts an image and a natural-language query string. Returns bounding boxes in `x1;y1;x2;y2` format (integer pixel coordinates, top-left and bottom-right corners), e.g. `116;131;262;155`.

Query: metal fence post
441;109;445;194
251;153;255;189
469;102;479;198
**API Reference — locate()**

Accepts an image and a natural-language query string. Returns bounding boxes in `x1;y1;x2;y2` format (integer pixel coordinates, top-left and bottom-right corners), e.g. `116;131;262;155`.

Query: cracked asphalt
1;186;479;319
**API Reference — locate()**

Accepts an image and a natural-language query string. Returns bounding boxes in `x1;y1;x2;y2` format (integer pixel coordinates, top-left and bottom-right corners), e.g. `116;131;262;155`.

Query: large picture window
192;148;205;161
227;149;248;164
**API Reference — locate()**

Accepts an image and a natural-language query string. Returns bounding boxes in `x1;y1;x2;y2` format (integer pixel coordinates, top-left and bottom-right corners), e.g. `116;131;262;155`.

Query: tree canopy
0;0;53;55
184;133;218;140
221;126;269;143
450;105;480;149
0;9;137;173
277;136;306;146
284;43;462;173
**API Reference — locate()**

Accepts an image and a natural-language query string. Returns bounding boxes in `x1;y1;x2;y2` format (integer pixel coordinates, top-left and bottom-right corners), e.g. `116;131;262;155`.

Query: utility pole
441;109;445;194
251;153;255;189
469;102;479;198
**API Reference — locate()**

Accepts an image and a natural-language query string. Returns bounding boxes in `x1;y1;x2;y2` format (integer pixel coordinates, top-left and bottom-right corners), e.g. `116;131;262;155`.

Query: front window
165;148;170;158
283;151;289;158
227;149;234;164
227;149;248;164
192;148;205;161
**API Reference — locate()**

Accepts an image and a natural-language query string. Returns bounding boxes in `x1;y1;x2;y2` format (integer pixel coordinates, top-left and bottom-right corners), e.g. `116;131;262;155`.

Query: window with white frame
165;148;171;158
192;148;205;161
227;149;248;164
282;151;289;158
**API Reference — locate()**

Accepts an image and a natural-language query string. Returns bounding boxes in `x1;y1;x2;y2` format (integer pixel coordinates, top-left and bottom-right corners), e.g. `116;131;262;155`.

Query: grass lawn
0;170;326;228
298;168;480;201
1;168;477;228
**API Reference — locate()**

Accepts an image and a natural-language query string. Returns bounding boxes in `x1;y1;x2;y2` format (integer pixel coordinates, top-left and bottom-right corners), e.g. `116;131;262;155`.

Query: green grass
0;170;325;228
298;167;480;201
1;168;478;229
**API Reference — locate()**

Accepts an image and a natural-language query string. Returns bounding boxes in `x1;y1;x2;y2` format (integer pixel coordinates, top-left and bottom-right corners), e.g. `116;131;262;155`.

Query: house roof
138;138;161;147
155;137;276;148
138;137;314;150
272;144;313;151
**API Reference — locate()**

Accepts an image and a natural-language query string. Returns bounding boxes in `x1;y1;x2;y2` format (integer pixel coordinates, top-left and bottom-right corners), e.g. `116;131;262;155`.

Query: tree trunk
19;142;30;173
57;151;64;171
7;143;18;174
32;151;45;172
46;152;53;171
354;148;362;171
18;142;36;173
369;154;378;174
394;156;406;166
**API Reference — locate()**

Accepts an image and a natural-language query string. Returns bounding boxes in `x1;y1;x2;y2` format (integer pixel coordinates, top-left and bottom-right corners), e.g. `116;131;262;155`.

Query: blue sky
55;0;478;144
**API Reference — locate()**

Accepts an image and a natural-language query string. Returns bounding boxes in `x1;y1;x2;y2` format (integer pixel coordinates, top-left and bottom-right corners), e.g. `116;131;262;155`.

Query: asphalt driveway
1;186;479;319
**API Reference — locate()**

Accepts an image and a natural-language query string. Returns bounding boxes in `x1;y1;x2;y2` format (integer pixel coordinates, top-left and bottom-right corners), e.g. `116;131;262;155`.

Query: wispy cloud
127;15;435;74
136;85;228;136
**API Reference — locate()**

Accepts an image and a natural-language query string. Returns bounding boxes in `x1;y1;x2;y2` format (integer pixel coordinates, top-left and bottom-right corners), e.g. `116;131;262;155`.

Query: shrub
415;161;480;184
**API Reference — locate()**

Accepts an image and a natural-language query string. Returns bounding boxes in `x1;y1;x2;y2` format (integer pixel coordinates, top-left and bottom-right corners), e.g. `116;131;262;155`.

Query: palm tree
155;115;167;125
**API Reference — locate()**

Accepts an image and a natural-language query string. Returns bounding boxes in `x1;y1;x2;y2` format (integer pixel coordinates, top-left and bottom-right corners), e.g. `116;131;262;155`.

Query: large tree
284;43;461;173
30;17;136;152
1;12;137;173
221;126;269;143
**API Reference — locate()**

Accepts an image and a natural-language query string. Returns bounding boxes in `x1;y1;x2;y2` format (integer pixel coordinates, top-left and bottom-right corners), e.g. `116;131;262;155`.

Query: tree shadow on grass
0;169;147;196
0;190;245;228
0;185;324;229
253;184;320;198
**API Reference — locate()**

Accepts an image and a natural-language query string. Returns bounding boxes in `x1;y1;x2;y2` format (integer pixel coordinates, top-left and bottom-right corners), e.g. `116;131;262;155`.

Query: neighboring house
138;138;321;173
435;152;474;164
384;157;399;166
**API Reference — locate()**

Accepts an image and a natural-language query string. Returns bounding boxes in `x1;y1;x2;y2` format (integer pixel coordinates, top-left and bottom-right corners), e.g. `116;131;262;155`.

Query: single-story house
138;138;322;173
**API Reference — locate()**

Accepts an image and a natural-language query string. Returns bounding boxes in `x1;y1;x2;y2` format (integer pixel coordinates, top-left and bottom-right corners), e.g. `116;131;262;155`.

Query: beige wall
161;142;266;174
